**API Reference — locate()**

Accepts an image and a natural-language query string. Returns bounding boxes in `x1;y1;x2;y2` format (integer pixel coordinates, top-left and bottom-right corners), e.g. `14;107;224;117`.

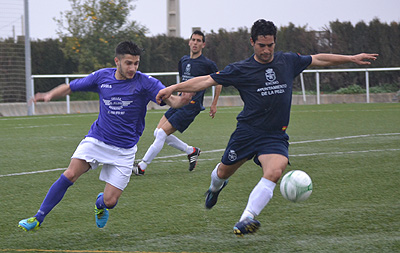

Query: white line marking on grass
291;148;400;157
290;133;400;144
2;133;398;178
0;168;66;178
14;124;72;129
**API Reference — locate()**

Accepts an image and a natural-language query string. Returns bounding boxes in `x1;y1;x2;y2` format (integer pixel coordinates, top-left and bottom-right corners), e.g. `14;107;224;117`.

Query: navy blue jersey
70;68;166;148
211;52;312;132
178;54;218;111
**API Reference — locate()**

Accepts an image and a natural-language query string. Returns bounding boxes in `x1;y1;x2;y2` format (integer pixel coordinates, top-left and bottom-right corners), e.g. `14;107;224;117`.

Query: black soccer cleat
187;147;201;171
132;162;145;176
205;180;228;209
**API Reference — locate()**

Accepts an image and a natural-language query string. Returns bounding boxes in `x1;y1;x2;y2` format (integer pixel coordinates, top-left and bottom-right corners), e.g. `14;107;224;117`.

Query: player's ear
250;37;255;46
114;56;119;66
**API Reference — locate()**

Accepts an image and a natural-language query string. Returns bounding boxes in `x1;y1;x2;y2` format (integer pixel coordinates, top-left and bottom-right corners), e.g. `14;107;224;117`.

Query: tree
54;0;148;73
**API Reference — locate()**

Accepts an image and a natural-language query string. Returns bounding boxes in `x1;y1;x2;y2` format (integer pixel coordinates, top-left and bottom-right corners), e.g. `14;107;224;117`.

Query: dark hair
250;19;277;42
190;30;205;42
115;41;142;58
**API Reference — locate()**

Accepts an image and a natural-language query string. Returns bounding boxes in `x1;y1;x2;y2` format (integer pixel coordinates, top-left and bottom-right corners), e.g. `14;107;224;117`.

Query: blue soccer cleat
233;217;261;237
18;217;41;232
205;180;228;209
95;193;109;228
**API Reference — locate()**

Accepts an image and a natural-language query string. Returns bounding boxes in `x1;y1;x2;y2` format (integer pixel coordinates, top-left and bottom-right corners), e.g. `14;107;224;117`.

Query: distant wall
0;93;398;117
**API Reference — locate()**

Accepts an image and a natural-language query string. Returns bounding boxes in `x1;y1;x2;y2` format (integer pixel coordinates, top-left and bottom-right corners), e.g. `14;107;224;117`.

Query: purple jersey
70;68;165;148
211;52;312;133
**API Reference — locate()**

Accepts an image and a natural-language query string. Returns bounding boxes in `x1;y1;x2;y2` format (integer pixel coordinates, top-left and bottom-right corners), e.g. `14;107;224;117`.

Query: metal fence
29;67;400;114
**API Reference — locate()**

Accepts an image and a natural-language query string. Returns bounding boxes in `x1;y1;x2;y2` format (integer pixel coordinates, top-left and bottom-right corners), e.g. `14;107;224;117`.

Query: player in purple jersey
18;41;190;232
133;31;222;175
156;19;378;236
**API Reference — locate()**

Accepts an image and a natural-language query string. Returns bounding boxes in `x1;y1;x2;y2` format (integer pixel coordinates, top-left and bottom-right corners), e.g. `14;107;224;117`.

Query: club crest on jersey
228;149;237;161
265;68;276;82
184;64;191;75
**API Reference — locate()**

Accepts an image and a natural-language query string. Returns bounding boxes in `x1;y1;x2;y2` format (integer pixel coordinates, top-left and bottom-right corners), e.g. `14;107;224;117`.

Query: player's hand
353;53;378;65
156;86;174;104
209;105;217;118
30;92;52;104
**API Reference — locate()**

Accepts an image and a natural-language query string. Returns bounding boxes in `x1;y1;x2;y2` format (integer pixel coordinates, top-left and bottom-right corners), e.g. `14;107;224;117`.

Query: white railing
30;67;400;114
300;67;400;104
30;72;180;114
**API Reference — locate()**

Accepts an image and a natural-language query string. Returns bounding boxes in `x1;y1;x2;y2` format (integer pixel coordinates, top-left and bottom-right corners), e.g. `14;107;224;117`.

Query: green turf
1;103;399;252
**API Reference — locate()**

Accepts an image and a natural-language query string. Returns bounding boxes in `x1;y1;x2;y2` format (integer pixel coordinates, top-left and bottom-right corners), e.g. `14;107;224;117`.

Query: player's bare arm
209;85;222;118
163;92;192;108
310;53;378;67
32;83;72;103
156;75;217;104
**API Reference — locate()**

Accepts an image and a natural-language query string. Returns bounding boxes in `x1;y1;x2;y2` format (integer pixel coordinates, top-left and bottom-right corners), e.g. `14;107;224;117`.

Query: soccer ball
280;170;313;202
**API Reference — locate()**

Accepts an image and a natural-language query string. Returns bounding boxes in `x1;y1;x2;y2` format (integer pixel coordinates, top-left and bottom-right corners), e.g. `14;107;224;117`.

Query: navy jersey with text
178;54;218;111
210;51;312;132
69;68;166;148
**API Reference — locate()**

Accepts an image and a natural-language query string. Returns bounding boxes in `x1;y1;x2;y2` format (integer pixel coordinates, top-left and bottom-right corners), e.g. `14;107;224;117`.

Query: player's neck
190;51;202;59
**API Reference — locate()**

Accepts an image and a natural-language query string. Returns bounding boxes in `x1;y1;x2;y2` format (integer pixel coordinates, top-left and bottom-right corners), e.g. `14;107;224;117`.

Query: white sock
239;177;276;221
140;129;168;169
138;161;148;170
209;163;226;192
165;134;192;154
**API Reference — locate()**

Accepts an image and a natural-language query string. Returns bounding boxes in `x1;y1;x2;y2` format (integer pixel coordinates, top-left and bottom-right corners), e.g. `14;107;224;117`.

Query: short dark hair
115;41;142;58
251;19;277;42
190;30;205;42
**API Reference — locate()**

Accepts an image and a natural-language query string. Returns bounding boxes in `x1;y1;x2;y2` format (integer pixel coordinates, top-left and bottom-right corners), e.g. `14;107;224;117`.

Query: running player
156;19;378;236
133;30;221;175
18;41;190;231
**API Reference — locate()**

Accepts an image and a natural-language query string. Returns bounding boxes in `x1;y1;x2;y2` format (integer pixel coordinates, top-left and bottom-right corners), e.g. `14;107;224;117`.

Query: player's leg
18;158;90;231
136;121;175;173
234;154;288;236
205;159;246;209
164;108;201;171
94;183;122;228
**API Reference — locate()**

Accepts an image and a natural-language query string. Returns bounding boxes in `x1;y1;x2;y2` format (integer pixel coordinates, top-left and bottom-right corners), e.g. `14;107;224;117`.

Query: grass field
1;103;399;253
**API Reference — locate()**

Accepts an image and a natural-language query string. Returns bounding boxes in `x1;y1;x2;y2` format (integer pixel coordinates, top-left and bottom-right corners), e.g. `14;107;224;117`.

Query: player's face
251;35;275;64
189;34;205;55
114;54;140;80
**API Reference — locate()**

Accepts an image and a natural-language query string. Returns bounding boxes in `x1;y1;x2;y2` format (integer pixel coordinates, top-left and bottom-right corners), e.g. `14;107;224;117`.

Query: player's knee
264;168;283;183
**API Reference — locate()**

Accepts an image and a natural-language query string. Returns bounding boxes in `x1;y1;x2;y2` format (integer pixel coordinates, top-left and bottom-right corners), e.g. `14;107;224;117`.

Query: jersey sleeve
146;76;167;104
291;53;312;77
210;64;238;87
69;71;100;93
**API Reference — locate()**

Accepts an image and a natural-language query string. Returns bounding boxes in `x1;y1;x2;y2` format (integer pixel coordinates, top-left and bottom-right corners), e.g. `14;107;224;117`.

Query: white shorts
71;137;137;190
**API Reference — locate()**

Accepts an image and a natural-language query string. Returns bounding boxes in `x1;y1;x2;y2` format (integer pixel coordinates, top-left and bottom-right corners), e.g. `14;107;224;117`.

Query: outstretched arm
310;53;378;67
32;83;72;103
163;92;192;108
156;75;218;104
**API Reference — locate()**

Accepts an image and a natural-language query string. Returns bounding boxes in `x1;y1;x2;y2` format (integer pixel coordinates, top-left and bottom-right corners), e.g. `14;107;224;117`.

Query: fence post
66;77;70;114
300;73;306;102
316;71;320;105
365;70;370;103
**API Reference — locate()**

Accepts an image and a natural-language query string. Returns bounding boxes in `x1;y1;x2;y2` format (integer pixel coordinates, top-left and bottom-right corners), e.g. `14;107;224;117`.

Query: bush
335;84;365;94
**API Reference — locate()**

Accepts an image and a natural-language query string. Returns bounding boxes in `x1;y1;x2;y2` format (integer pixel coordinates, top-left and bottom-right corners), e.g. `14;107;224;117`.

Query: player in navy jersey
156;19;378;236
18;41;190;232
133;30;221;175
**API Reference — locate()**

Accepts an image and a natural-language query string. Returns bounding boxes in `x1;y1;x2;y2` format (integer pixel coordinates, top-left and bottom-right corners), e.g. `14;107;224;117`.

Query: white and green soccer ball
280;170;313;202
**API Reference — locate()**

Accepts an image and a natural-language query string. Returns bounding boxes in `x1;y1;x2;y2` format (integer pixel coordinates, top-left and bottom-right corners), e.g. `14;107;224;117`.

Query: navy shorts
221;123;289;166
164;107;201;133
